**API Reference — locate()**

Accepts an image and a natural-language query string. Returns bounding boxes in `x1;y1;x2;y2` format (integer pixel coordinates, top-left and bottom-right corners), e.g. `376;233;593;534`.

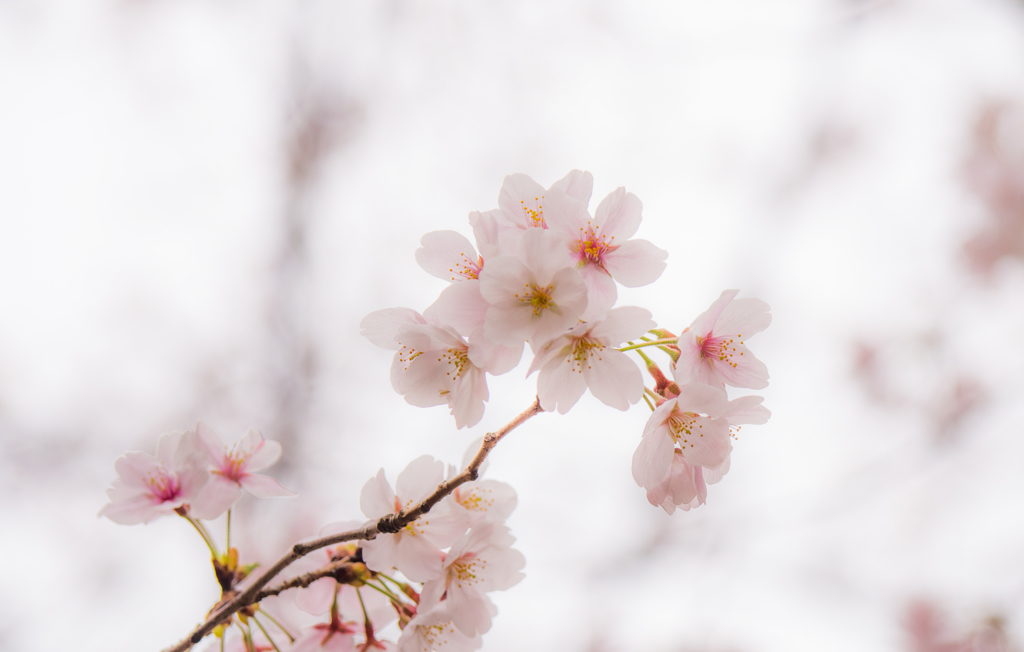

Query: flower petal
360;308;426;350
240;473;295;498
582;349;643;411
594;186;642;240
549;169;594;206
602;238;667;287
190;474;242;520
415;230;479;282
246;438;282;473
360;469;396;519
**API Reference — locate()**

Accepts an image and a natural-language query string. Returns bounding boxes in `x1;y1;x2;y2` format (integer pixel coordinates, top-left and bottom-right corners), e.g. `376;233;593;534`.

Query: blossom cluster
363;171;772;513
283;449;524;652
99;170;773;652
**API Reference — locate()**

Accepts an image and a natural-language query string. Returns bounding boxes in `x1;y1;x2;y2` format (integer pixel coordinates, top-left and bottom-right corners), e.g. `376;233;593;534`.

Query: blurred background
2;0;1024;650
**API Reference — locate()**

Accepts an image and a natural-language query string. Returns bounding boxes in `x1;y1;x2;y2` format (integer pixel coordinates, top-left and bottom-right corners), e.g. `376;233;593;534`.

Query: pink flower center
215;444;257;482
144;467;182;502
698;333;742;369
574;223;617;267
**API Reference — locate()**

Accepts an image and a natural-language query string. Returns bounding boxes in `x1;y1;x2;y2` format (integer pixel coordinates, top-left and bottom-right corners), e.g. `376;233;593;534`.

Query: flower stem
251;615;284;652
181;513;220;557
257;608;295;643
617;337;678;352
364;580;403;603
642;393;655;412
226;509;232;552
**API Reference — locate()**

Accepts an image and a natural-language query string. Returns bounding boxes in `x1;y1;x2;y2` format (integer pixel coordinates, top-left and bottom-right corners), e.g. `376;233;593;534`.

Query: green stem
642;393;655;412
257;608;295;643
252;615;284;652
363;580;403;603
634;348;656;367
226;509;232;552
181;513;219;557
617;337;678;352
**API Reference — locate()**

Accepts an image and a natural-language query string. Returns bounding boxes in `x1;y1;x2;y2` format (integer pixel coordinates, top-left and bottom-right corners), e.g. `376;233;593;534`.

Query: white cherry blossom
396;603;482;652
674;289;771;390
545;186;668;320
190;422;294;520
99;430;208;525
528;306;654;413
631;383;769;495
359;456;470;582
419;523;525;637
495;170;593;231
360;308;490;429
477;228;588;346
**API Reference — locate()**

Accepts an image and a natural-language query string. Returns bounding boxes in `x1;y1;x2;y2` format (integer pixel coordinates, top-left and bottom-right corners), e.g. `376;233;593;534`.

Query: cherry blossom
419;523;526;637
631;383;769;496
396;603;482;652
361;309;491;429
477;228;588;346
99;430;209;525
528;306;654;413
189;422;295;520
495;170;593;231
644;450;706;514
545;186;668;320
359;456;470;582
674;289;771;390
415;231;483;283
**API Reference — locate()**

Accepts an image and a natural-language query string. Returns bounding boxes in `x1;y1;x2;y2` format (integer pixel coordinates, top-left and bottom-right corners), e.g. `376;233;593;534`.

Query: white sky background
2;0;1024;651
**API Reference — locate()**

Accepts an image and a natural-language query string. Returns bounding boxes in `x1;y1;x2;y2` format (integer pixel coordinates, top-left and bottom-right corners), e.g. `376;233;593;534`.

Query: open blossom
478;228;588;346
495;170;594;231
674;289;771;390
631;383;770;496
190;422;294;520
397;604;482;652
360;456;469;582
528;306;654;414
415;231;483;283
545;186;668;320
99;430;208;525
360;308;492;429
419;523;526;637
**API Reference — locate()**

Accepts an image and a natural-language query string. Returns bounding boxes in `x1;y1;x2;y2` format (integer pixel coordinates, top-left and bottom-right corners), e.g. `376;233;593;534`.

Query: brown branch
162;396;542;652
253;559;357;602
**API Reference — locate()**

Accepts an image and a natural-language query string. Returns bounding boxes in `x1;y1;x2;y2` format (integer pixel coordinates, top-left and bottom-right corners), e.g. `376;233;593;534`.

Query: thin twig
162;396;542;652
252;560;354;601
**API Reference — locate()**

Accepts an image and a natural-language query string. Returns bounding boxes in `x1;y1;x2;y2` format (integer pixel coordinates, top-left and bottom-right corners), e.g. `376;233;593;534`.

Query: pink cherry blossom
644;450;705;515
415;231;483;283
545;186;668;320
361;308;492;429
396;604;482;652
190;422;295;520
99;430;209;525
477;228;588;346
631;383;770;497
528;306;654;414
495;170;593;231
359;456;470;582
449;479;518;525
419;523;525;637
674;289;771;390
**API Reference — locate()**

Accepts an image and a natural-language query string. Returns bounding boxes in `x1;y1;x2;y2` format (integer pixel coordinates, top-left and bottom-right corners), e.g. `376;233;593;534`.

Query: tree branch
162;396;543;652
